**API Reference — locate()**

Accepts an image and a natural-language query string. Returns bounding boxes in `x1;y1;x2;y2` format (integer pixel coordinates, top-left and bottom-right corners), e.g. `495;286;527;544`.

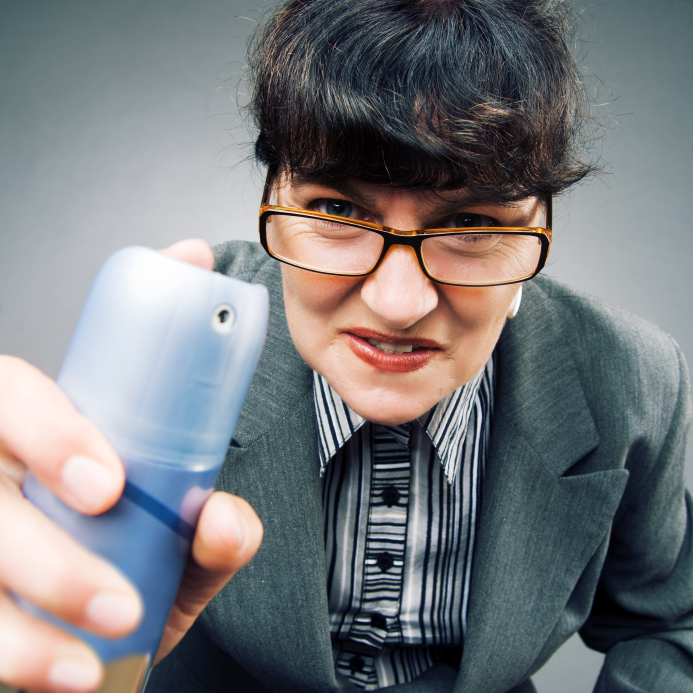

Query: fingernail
85;592;142;635
61;455;117;512
48;659;101;692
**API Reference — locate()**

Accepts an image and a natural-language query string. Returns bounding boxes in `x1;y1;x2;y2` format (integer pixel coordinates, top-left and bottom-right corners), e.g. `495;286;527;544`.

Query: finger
0;591;103;693
154;493;262;662
159;239;214;271
0;477;142;638
0;356;123;515
191;493;262;574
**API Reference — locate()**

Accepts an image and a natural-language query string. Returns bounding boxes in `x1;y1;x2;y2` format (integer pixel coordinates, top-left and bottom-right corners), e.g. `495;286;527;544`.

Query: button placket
339;423;411;685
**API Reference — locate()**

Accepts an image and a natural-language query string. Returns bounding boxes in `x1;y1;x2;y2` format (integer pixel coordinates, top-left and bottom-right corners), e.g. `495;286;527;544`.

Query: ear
506;285;523;319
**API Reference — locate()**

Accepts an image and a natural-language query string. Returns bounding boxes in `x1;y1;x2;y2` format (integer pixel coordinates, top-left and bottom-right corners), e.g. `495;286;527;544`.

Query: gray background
0;1;691;691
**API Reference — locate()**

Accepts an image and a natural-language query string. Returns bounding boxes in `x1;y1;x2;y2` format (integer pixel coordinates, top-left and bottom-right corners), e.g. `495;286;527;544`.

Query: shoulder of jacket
527;275;688;417
530;275;682;360
212;241;275;283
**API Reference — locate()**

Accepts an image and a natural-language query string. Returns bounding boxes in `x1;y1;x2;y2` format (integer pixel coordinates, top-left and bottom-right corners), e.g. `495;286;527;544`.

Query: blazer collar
455;279;627;693
229;257;313;448
493;277;600;476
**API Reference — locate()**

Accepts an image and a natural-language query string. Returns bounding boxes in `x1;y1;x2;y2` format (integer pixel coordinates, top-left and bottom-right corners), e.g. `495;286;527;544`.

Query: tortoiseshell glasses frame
258;174;552;287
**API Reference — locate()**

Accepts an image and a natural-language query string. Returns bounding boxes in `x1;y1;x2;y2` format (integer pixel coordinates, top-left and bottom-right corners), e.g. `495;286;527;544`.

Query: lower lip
342;333;438;373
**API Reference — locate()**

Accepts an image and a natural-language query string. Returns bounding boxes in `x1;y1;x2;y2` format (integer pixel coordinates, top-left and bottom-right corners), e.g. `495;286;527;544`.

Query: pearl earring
507;285;523;319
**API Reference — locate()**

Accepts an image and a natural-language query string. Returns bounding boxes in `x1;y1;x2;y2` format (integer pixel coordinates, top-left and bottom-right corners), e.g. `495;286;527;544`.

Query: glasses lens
421;232;544;284
265;212;384;274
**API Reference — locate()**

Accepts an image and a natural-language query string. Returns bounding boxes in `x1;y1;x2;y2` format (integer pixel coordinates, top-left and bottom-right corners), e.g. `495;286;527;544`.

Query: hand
0;240;263;692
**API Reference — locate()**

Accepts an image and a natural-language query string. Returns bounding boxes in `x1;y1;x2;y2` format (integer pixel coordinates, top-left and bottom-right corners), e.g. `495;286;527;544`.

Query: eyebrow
292;177;383;210
291;175;487;213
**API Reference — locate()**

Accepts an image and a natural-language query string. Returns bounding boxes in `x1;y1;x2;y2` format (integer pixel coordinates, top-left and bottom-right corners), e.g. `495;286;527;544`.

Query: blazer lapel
201;261;341;692
455;280;628;693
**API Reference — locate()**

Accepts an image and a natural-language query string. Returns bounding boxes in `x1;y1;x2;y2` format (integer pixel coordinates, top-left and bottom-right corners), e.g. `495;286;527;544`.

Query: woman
1;1;691;692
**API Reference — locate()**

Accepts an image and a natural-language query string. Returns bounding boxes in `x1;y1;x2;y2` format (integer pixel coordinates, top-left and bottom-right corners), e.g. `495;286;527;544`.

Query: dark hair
248;0;596;202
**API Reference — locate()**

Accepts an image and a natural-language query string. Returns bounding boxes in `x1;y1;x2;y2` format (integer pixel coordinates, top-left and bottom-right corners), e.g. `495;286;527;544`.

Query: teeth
367;338;414;354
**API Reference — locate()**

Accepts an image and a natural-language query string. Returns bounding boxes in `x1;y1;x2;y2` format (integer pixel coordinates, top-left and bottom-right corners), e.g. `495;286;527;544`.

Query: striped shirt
315;358;494;690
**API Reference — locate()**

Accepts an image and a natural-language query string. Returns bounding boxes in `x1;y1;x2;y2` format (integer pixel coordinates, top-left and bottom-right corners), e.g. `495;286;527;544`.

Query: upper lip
346;328;443;350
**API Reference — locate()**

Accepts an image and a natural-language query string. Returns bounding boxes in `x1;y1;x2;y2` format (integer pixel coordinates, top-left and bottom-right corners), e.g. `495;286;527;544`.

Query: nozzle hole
212;304;235;333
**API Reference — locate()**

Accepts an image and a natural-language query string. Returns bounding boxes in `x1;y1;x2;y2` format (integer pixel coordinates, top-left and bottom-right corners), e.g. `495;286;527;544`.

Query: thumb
154;492;262;663
159;239;214;271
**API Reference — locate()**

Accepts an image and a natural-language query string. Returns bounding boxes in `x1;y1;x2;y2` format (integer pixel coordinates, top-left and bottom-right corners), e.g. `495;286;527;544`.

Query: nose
360;245;439;330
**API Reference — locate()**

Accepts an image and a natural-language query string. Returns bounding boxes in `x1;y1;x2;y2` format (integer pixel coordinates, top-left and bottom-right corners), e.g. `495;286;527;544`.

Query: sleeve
579;341;693;692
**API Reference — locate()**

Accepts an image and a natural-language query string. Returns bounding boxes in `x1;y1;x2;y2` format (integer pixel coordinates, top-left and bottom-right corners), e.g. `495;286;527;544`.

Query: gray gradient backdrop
0;1;691;692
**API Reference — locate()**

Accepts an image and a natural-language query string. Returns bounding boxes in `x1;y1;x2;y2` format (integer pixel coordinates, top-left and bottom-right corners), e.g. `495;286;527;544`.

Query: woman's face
275;178;545;425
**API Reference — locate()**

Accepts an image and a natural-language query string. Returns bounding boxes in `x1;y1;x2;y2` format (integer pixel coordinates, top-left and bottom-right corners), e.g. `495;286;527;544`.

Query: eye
453;212;498;228
316;199;355;218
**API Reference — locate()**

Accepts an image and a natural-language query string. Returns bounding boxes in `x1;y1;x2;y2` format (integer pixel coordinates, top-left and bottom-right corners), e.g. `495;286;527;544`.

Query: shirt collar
313;356;494;485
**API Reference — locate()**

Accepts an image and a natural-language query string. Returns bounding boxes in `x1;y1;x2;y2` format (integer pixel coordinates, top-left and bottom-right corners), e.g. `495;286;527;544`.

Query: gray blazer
148;241;693;693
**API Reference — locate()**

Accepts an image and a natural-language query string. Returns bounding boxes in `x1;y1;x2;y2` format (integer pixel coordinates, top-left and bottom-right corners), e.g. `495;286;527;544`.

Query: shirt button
371;613;388;630
382;486;400;507
376;552;394;572
350;655;365;673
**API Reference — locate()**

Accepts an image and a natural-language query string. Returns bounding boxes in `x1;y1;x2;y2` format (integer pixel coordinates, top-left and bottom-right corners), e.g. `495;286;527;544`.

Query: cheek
441;285;518;372
280;265;361;361
281;265;359;317
443;285;517;331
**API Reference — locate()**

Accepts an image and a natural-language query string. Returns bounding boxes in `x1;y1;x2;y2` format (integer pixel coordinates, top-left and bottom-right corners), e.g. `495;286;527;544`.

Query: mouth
366;339;415;354
341;330;441;372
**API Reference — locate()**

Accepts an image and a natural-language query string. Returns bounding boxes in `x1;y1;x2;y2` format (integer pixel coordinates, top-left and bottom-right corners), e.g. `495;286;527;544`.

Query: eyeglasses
258;185;552;288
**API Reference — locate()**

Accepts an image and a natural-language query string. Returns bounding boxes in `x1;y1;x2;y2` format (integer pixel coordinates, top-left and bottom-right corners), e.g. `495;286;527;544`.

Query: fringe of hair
248;0;599;201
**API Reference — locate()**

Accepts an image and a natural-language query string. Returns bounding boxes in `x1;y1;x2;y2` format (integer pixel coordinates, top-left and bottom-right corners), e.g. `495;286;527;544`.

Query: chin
363;411;422;426
340;389;434;426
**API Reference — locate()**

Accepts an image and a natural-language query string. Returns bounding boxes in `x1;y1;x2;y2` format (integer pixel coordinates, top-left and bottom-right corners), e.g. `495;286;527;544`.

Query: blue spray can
21;246;268;692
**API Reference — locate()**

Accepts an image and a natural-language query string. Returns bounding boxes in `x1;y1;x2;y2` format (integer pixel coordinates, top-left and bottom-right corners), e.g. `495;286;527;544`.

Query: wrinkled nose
360;245;438;330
